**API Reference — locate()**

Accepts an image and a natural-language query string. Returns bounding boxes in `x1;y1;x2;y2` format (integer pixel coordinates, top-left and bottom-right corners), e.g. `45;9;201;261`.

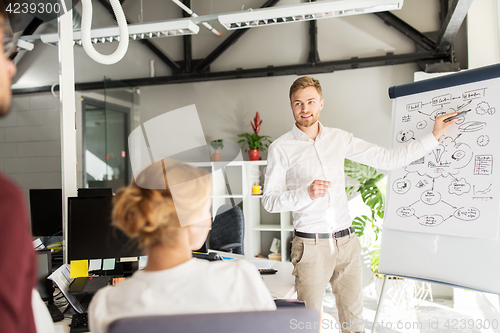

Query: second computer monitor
29;189;63;238
68;196;142;261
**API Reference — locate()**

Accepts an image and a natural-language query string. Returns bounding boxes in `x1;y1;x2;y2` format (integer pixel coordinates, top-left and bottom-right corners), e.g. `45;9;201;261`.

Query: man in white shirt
262;76;456;333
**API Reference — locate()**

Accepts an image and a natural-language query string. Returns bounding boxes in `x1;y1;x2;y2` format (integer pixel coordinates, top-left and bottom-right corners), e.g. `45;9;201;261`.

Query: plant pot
212;153;221;162
248;149;260;161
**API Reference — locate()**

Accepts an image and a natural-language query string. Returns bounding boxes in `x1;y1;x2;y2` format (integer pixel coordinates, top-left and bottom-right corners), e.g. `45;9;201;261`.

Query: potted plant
238;112;272;161
210;139;224;162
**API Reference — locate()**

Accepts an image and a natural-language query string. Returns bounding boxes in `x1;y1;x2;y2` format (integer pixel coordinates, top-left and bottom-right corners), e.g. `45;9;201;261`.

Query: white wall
468;0;500;68
0;94;61;197
140;63;417;161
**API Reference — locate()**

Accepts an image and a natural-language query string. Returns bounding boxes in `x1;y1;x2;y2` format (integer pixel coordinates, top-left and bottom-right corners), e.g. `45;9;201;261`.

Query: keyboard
259;268;278;275
70;312;89;333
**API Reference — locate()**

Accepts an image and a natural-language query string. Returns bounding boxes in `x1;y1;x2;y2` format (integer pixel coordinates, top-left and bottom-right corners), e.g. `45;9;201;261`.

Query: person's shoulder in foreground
89;258;275;333
0;172;37;333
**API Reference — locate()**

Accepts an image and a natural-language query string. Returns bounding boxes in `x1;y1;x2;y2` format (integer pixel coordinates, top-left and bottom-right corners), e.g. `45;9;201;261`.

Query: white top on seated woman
88;160;276;333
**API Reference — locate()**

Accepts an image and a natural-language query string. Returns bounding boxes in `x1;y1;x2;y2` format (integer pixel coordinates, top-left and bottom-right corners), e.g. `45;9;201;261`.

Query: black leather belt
294;226;355;239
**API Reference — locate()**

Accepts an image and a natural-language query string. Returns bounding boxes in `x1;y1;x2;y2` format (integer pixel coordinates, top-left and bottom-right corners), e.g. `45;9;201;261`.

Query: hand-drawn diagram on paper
384;78;500;239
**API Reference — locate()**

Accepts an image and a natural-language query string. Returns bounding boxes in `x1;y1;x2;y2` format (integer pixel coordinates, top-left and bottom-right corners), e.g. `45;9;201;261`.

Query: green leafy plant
370;247;380;276
210;139;224;153
344;159;386;275
238;112;272;152
237;133;272;152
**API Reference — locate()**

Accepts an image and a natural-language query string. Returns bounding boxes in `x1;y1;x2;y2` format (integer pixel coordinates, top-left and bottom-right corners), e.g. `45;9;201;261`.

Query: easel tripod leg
372;275;388;332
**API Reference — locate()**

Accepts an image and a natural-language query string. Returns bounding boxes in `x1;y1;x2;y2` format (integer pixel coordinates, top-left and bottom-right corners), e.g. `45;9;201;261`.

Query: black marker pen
444;110;471;123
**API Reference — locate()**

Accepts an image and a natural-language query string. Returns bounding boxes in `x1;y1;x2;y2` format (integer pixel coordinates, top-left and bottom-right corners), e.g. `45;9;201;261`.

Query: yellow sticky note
70;260;89;279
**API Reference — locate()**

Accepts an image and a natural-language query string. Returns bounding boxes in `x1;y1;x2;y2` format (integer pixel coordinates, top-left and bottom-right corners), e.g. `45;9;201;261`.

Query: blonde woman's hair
112;160;211;249
289;76;323;101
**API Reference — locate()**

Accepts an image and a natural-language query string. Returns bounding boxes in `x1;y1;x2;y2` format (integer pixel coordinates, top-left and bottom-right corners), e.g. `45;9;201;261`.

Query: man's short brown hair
289;76;323;101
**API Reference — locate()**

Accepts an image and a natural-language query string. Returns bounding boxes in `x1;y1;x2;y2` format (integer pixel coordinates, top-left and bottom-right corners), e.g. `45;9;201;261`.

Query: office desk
54;254;296;333
262;261;296;299
215;252;296;299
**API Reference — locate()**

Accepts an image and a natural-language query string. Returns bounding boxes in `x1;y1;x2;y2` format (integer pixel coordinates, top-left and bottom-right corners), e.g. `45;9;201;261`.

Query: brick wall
0;93;62;197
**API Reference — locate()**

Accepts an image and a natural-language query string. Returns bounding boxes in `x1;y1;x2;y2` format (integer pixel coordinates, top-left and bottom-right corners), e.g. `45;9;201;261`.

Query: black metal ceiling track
307;0;320;64
373;12;437;52
436;0;473;53
183;0;192;73
193;0;280;72
13;51;450;94
22;17;44;36
308;20;320;64
440;0;449;24
14;1;470;95
96;0;181;72
374;0;470;66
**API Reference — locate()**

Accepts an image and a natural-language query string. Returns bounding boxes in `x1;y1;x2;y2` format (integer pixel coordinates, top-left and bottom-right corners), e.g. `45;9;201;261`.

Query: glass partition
81;79;140;193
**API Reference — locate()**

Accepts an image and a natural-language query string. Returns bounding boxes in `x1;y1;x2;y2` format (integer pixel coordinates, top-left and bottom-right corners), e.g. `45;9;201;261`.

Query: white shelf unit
243;161;293;262
195;161;292;262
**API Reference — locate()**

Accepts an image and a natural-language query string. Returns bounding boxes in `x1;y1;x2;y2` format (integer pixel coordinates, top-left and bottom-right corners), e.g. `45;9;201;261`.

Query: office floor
323;284;495;333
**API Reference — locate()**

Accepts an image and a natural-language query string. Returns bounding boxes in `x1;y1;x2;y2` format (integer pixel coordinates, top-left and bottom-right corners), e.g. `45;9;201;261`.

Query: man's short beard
296;117;318;128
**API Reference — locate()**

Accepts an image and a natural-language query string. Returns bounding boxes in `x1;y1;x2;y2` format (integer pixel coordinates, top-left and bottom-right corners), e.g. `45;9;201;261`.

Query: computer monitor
68;196;142;261
77;188;113;197
29;189;62;238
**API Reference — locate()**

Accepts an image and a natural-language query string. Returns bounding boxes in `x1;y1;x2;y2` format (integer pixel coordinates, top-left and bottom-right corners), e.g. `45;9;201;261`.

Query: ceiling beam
193;0;280;72
307;20;320;64
13;51;450;94
22;17;44;36
373;12;437;52
307;0;320;64
440;0;449;24
436;0;473;53
96;0;181;72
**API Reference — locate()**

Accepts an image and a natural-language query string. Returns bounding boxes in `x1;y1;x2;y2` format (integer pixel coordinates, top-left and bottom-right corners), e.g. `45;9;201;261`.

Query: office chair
108;308;321;333
208;204;244;254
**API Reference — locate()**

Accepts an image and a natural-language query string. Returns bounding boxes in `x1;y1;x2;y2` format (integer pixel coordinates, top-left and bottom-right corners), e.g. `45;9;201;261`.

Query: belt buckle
334;227;351;239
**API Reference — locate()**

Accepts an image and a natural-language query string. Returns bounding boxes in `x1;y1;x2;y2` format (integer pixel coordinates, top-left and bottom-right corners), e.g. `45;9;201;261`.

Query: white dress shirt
262;122;438;233
88;258;276;333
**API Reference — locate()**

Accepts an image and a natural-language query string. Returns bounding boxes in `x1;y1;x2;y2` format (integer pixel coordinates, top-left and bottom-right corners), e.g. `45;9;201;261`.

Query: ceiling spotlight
218;0;404;30
40;19;200;45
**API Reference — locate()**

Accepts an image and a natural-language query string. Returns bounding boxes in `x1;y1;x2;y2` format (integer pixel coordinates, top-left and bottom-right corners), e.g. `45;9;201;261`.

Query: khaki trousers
291;232;364;333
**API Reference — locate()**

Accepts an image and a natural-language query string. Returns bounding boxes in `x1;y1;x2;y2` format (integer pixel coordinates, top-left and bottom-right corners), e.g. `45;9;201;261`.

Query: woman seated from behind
88;160;276;333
